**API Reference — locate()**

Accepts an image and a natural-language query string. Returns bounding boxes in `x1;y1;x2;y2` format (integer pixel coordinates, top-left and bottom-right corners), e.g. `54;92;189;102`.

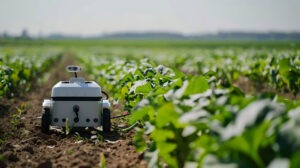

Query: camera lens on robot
66;65;81;72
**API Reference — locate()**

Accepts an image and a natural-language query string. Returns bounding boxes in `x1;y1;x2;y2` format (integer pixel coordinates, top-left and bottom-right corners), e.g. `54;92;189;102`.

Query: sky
0;0;299;36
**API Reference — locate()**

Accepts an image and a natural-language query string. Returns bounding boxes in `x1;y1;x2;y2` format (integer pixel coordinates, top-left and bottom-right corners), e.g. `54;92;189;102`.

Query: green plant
74;132;88;141
0;47;61;97
65;118;70;136
10;103;26;131
99;153;106;168
67;149;73;155
75;46;300;167
97;133;103;142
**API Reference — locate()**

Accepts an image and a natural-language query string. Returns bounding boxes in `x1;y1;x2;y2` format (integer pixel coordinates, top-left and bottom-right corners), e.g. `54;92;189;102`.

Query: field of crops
75;44;300;168
1;41;300;167
0;47;61;98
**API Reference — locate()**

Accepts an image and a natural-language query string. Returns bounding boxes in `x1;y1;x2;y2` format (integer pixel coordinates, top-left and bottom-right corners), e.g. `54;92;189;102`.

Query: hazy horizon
1;0;300;37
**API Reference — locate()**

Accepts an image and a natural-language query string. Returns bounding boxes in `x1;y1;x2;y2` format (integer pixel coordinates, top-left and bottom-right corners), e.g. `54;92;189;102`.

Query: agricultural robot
41;65;111;134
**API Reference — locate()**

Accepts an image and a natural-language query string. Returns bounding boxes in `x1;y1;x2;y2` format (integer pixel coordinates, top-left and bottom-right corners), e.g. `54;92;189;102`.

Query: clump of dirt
0;53;147;168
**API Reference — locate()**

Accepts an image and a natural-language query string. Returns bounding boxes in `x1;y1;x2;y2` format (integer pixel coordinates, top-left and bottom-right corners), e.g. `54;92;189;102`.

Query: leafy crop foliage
0;46;61;147
2;41;300;167
0;47;61;97
77;44;300;168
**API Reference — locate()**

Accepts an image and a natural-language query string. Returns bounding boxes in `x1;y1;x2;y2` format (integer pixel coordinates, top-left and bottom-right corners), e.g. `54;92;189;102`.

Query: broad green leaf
135;82;152;94
157;142;177;168
151;128;175;141
171;78;183;88
122;73;134;82
134;68;144;80
156;103;179;128
130;106;153;124
277;107;300;157
223;136;251;157
222;99;284;140
133;129;147;152
290;152;300;168
279;58;290;74
184;76;209;95
120;86;128;98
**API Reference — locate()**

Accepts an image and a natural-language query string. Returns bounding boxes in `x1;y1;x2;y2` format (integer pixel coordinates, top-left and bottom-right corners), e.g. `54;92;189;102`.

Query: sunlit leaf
184;76;209;95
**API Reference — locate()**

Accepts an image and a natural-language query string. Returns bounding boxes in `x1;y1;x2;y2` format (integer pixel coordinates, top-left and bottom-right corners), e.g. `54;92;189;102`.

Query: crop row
77;47;300;95
0;47;61;97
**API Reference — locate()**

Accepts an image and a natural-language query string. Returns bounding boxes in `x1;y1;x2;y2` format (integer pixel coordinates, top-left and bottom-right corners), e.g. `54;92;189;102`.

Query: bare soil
0;53;147;168
234;76;300;100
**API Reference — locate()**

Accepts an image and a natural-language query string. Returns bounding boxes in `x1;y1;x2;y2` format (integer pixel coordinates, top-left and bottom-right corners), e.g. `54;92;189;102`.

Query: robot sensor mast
67;65;81;78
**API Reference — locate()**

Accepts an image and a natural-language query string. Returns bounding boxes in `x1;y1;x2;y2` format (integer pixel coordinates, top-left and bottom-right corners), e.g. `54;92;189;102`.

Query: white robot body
41;66;111;133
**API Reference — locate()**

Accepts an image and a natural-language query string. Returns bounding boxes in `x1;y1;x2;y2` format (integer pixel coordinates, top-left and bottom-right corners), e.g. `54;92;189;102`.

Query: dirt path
234;76;299;99
0;53;146;168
